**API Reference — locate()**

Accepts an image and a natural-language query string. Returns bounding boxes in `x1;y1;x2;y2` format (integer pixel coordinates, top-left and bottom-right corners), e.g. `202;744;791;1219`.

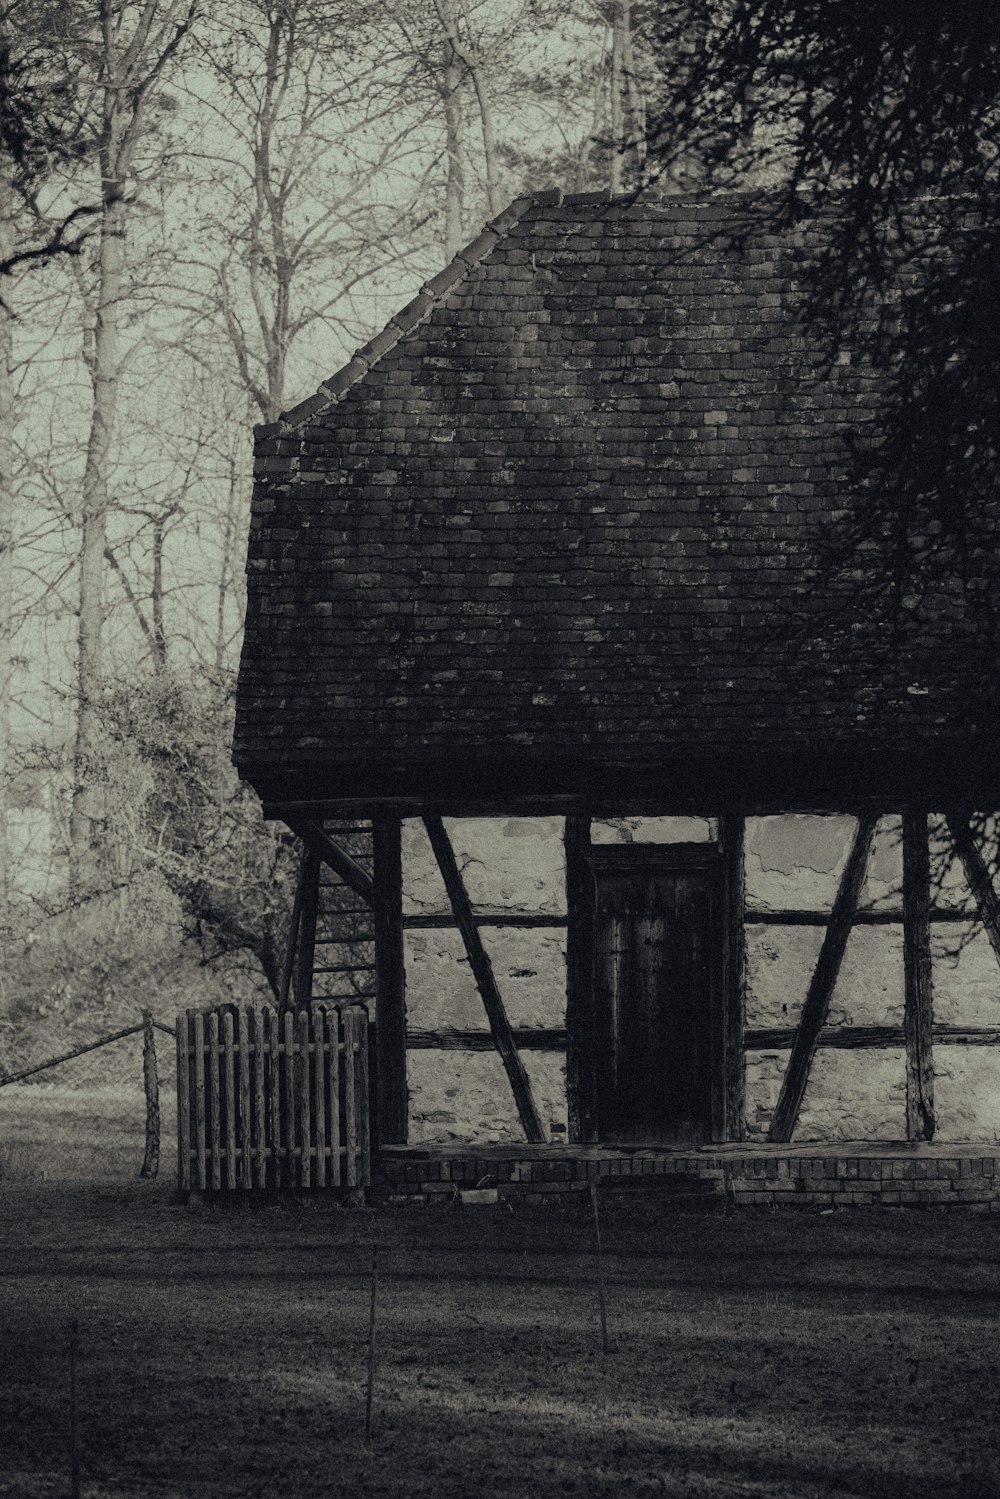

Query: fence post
140;1009;160;1180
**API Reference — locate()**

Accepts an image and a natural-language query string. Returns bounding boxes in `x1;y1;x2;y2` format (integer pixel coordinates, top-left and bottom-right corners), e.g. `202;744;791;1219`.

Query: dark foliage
648;1;1000;728
0;4;97;273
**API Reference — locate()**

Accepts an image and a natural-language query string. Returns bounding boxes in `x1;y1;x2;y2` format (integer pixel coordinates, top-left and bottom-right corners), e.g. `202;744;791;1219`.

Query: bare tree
69;0;199;891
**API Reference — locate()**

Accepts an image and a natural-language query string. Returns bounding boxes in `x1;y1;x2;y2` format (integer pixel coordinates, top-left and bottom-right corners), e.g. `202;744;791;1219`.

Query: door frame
566;835;735;1146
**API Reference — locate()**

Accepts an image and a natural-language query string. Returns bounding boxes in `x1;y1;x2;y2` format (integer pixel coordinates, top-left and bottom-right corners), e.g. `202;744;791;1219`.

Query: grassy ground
2;1183;999;1499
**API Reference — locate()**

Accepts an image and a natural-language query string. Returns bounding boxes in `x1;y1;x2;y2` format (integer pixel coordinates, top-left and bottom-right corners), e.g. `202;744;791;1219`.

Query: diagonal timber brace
946;812;1000;969
287;820;374;906
767;814;878;1144
423;814;547;1144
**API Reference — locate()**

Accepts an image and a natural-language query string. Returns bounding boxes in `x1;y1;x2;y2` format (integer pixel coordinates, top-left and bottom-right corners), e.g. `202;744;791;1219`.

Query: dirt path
2;1184;999;1498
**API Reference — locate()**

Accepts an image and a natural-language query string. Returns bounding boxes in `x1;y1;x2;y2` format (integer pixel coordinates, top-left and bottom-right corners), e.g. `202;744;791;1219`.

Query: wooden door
592;851;721;1147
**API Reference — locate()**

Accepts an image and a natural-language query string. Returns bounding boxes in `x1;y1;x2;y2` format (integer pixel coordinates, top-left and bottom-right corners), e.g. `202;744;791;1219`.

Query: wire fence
0;1012;173;1185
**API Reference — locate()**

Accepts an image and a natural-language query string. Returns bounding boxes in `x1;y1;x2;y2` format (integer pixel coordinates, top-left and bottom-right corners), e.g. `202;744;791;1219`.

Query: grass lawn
1;1182;999;1498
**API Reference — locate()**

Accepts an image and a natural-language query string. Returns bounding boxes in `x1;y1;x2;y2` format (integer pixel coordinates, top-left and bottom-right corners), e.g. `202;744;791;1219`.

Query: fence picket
238;1007;252;1189
268;1007;281;1188
177;1004;369;1194
176;1014;191;1191
357;1010;371;1188
298;1009;311;1189
223;1011;237;1190
344;1007;358;1188
209;1012;222;1191
193;1010;206;1190
283;1010;295;1186
253;1007;267;1189
314;1007;327;1189
329;1006;341;1187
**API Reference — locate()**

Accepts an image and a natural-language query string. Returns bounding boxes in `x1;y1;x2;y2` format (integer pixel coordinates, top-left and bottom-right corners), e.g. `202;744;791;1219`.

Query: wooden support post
946;812;1000;968
288;820;375;906
564;815;596;1143
903;812;935;1141
719;814;746;1143
423;814;547;1144
176;1014;191;1191
767;814;878;1145
277;853;307;1015
373;814;407;1145
139;1009;160;1179
294;847;321;1009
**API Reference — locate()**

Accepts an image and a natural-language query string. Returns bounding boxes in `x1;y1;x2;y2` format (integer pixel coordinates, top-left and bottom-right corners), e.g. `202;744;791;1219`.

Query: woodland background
4;0;999;1056
1;0;671;1048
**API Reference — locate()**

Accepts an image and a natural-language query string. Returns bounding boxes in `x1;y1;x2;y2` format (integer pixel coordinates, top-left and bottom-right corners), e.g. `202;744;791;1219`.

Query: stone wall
399;813;1000;1145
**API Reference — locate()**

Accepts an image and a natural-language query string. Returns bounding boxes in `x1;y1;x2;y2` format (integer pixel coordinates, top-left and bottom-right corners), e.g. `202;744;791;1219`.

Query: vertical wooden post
719;815;746;1143
564;815;596;1143
209;1011;222;1191
278;852;307;1014
294;847;321;1010
139;1009;160;1179
903;812;935;1141
237;1007;252;1188
176;1013;191;1191
192;1010;206;1190
68;1319;81;1499
373;814;408;1145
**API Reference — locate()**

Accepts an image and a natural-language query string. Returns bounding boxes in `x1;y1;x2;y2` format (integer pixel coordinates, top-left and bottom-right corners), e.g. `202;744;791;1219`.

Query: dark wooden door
593;854;720;1147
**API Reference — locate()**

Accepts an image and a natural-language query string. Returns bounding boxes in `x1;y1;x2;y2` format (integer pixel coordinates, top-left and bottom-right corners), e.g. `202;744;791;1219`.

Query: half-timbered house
233;190;1000;1205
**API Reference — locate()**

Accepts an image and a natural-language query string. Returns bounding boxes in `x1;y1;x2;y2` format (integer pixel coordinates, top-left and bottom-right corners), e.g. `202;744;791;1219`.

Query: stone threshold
383;1140;1000;1161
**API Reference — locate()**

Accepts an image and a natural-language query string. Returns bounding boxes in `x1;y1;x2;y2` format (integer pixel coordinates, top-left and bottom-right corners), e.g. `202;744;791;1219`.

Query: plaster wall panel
407;1049;568;1144
401;816;566;916
929;816;978;910
744;1050;786;1137
860;816;903;911
934;1049;1000;1140
745;814;855;911
797;1050;906;1141
745;1047;906;1140
591;817;717;845
930;925;1000;1025
745;813;904;913
404;927;567;1030
745;924;904;1029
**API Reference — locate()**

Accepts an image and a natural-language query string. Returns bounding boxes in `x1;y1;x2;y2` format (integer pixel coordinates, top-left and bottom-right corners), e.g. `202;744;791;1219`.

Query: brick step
596;1173;720;1199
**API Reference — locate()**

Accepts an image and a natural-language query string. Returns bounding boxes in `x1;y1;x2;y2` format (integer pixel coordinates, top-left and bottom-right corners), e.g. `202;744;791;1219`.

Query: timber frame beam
902;811;935;1141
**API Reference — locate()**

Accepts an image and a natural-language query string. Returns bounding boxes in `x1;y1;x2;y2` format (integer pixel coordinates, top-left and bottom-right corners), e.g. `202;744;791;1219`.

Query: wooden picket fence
176;1004;370;1192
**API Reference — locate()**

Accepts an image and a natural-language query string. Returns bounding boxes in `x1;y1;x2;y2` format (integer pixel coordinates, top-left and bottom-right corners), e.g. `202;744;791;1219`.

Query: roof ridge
256;188;566;440
256;184;804;440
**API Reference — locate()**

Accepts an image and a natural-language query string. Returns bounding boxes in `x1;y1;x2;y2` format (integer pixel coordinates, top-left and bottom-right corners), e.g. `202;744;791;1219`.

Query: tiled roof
234;189;996;808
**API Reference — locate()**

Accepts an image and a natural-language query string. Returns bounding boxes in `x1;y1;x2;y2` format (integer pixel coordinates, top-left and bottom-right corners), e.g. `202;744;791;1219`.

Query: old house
233;189;1000;1204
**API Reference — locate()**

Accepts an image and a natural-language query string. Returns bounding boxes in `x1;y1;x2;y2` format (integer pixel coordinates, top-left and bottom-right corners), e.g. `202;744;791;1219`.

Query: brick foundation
374;1144;1000;1209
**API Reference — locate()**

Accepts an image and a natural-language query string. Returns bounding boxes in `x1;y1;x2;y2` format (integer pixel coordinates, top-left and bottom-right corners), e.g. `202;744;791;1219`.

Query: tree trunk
0;161;14;922
151;516;166;671
70;150;126;892
609;1;627;194
438;0;466;259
